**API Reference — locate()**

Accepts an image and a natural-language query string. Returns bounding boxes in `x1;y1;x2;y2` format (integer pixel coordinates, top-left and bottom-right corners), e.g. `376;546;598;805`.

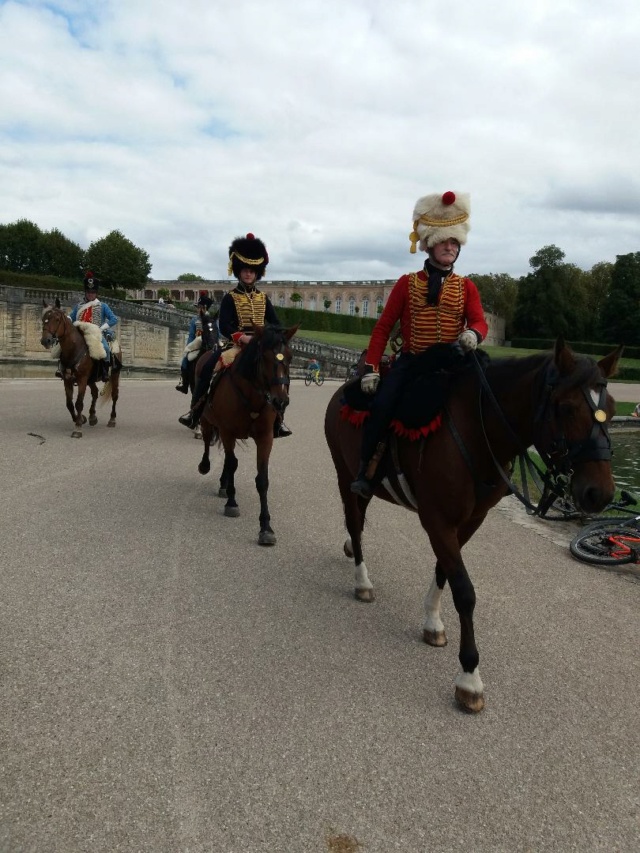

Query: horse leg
255;437;276;546
107;369;120;427
197;419;213;475
335;463;374;602
221;445;240;518
64;380;76;424
71;379;89;438
426;524;484;713
88;383;99;425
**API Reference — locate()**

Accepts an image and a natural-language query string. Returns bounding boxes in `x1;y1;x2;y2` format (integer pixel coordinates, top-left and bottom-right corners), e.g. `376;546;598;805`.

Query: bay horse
196;324;298;545
41;300;122;438
324;338;622;713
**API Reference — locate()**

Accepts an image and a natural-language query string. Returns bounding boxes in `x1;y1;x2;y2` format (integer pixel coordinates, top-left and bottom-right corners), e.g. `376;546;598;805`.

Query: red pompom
246;232;255;240
442;191;456;205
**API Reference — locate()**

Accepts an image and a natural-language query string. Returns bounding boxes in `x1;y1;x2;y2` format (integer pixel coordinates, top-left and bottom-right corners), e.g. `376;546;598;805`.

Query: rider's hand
458;329;479;352
238;333;252;346
361;370;380;395
104;330;115;342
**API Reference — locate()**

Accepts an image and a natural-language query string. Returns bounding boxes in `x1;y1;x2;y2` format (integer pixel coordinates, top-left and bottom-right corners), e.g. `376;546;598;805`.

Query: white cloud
1;0;639;282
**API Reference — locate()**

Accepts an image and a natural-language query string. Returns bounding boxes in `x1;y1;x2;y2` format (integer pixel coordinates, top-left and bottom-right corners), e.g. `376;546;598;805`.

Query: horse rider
175;292;218;394
64;271;119;382
178;233;292;437
350;190;489;499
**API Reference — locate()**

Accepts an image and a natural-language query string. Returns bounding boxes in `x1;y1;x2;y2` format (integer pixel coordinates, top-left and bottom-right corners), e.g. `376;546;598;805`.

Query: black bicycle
569;512;640;566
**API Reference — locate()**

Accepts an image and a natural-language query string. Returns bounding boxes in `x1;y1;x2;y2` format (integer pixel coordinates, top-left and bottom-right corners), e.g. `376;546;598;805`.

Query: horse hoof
343;538;354;558
423;629;448;647
198;461;211;475
194;430;202;440
355;587;375;603
455;687;485;714
224;506;240;518
218;488;227;498
259;530;277;546
107;420;116;428
71;431;82;439
81;415;87;424
89;416;98;426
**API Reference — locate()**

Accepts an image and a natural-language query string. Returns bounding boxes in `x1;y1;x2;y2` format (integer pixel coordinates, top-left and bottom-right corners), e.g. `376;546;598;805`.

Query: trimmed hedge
273;305;378;335
511;337;640;359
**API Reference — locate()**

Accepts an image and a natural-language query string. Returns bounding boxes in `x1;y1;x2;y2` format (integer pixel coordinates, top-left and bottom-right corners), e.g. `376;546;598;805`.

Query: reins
45;310;90;374
230;335;290;418
454;350;613;518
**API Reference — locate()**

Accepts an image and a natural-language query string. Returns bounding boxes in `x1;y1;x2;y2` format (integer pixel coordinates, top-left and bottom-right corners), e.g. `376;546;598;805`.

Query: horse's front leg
63;379;76;424
422;565;448;647
71;379;89;438
220;439;239;518
254;432;276;545
428;531;484;713
107;367;120;427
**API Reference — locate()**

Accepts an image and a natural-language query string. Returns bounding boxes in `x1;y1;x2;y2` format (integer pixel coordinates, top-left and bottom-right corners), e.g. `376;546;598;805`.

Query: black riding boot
178;371;210;429
101;360;110;382
175;367;189;393
274;416;292;438
350;462;373;499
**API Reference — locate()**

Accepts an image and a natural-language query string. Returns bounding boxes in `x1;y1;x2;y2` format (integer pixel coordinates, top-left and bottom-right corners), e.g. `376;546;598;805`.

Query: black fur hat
227;233;269;281
83;271;98;290
197;291;213;309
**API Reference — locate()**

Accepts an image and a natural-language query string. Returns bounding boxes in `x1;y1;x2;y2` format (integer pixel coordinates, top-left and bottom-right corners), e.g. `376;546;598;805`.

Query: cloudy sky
1;0;639;283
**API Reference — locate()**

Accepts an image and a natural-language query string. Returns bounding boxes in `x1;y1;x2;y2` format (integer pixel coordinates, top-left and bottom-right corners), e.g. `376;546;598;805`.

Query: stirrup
350;477;372;499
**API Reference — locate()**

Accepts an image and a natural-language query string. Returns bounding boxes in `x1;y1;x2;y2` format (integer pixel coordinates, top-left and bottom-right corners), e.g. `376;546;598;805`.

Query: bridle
462;352;612;516
231;335;291;417
42;308;89;373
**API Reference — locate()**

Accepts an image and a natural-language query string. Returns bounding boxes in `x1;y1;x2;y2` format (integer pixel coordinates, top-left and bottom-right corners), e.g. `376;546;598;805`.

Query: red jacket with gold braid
365;269;488;371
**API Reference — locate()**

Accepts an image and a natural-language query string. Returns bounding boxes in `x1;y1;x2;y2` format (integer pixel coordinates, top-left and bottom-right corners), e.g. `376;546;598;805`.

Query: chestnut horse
41;300;122;438
196;324;297;545
324;338;621;712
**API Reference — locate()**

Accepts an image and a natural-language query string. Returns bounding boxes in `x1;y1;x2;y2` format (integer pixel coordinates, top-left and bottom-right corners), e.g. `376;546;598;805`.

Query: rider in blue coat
175;293;218;394
67;273;118;381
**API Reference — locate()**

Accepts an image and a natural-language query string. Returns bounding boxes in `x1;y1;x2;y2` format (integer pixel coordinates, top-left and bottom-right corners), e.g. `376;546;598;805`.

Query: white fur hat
409;190;470;253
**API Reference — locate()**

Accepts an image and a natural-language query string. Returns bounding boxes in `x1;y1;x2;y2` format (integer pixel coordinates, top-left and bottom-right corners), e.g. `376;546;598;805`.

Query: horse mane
234;325;288;382
486;349;603;394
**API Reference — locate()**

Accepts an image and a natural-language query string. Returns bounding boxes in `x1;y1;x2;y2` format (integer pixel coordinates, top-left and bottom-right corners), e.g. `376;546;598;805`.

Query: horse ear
42;299;48;308
598;345;624;379
55;298;61;309
285;324;300;341
554;336;576;376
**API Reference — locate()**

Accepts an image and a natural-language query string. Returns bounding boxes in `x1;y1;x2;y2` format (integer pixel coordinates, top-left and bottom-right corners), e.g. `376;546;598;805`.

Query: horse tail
100;379;113;404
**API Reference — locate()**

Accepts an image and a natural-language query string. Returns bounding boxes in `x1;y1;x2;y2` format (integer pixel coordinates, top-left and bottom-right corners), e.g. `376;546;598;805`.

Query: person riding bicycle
308;358;321;381
350;190;488;499
175;292;217;394
178;233;292;437
64;272;119;383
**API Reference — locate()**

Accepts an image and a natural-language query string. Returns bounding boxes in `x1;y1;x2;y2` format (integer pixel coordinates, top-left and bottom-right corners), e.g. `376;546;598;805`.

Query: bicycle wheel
569;524;640;566
315;374;325;386
304;374;312;386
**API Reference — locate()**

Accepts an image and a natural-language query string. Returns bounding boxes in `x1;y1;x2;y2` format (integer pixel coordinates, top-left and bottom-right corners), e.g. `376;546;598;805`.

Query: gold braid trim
409;211;469;253
227;251;265;275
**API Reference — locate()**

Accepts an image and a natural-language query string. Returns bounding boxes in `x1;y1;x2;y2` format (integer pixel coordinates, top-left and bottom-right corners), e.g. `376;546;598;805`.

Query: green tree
600;252;640;346
0;219;46;273
290;293;303;304
41;228;84;279
177;273;205;282
512;245;590;340
469;272;518;338
585;262;613;341
83;230;152;289
323;299;331;311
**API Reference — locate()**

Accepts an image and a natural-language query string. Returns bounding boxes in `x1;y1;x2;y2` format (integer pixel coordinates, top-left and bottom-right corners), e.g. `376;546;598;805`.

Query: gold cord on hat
409;211;469;253
228;251;265;275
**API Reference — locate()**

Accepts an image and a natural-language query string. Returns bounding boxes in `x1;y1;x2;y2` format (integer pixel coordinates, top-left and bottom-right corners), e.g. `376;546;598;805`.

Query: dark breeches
360;356;413;462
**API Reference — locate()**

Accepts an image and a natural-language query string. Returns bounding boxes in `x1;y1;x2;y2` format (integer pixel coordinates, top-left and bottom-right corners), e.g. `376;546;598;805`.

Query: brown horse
324;338;621;713
196;324;298;545
41;300;122;438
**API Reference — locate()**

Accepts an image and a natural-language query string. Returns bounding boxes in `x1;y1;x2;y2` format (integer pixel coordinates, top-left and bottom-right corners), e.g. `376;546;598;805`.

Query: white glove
361;371;380;395
238;333;253;346
458;330;478;352
100;322;109;331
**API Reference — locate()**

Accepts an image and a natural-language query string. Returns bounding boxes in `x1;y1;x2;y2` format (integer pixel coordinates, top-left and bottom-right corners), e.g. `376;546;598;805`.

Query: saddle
341;344;488;441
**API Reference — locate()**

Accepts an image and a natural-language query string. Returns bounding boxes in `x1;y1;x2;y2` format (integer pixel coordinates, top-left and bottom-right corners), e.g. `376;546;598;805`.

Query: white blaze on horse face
590;389;600;408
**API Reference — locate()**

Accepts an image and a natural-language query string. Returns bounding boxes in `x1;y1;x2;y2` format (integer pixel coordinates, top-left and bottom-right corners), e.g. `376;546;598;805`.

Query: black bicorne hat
228;233;269;281
197;290;213;309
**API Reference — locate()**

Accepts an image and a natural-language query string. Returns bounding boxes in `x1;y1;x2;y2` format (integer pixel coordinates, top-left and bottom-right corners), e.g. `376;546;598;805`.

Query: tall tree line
0;219;151;289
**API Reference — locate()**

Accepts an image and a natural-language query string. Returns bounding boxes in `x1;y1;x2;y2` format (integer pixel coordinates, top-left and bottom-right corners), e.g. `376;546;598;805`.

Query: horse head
40;299;66;349
237;324;299;415
535;336;622;514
